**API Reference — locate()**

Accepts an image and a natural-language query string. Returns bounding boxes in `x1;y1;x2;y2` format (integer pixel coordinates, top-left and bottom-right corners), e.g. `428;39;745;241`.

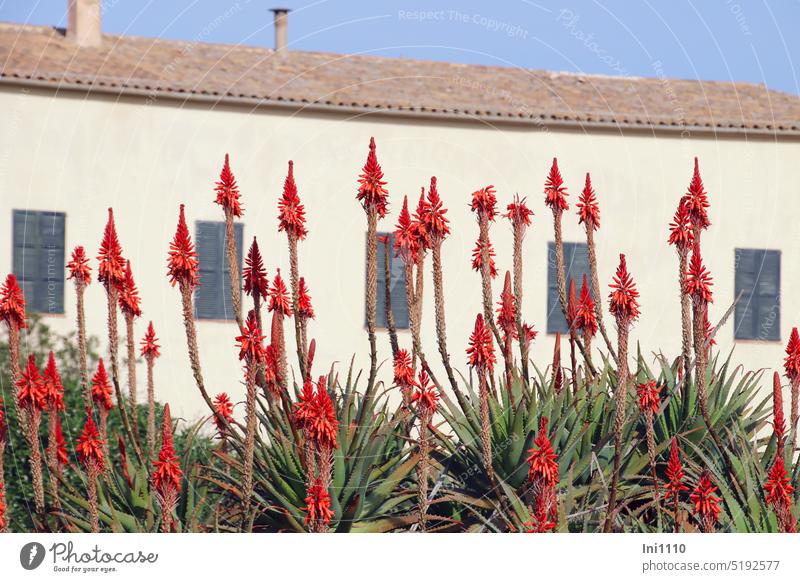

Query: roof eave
2;75;798;139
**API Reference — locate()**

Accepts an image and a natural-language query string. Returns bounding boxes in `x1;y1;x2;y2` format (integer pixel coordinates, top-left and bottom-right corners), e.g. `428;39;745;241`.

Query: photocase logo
20;542;46;570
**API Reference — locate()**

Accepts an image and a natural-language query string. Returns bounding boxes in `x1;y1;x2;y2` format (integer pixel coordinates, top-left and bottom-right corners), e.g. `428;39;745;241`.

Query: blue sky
2;0;799;95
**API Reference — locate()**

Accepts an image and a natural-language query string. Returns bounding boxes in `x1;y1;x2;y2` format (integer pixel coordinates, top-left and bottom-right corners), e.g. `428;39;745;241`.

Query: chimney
67;0;102;47
271;8;290;54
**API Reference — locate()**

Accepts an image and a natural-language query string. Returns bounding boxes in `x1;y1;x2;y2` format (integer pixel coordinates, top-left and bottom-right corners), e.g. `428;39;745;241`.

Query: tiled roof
2;22;799;135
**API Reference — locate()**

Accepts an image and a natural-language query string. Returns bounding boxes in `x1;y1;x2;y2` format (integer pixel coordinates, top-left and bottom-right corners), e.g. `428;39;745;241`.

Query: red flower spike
392;349;415;388
412;188;431;250
505;194;533;228
664;438;688;502
118;260;142;318
575;274;598;338
690;471;721;525
527;416;559;487
213;392;234;435
544;158;569;212
140;321;161;359
306;376;338;450
522;322;538;346
303;480;334;526
497;272;517;340
268;271;293;316
421;177;450;243
636;380;661;414
577;173;600;230
765;456;794;509
278;160;308;239
243;237;269;300
43;351;65;412
356;137;389;219
167;204;199;289
0;273;27;330
262;344;279;391
294;379;317;429
394;195;420;263
67;246;92;285
470;185;497;221
681;157;710;230
412;369;438;414
97;208;126;288
608;254;640;322
91;358;114;411
784;327;800;383
55;415;68;465
685;248;713;304
467;313;496;372
297;277;315;320
214;153;243;218
17;354;46;411
524;508;557;533
471;237;498;279
76;413;105;471
567;279;578;330
153;404;182;497
236;310;266;363
668;202;694;250
772;371;786;449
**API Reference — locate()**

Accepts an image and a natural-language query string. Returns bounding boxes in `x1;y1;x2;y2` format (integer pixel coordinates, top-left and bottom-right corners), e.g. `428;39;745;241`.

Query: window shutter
547;241;589;334
389;234;409;329
12;210;65;314
734;248;780;341
367;232;409;329
194;221;244;320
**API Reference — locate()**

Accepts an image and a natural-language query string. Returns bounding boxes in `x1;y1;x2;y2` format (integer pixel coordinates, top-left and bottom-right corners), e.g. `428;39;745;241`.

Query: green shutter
368;232;409;330
734;248;780;341
12;210;65;314
195;221;243;320
547;241;589;333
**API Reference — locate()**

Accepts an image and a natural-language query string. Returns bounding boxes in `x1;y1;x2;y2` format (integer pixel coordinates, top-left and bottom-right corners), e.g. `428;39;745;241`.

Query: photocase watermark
19;541;159;574
20;542;46;570
397;9;529;39
726;0;752;37
651;60;690;138
556;9;627;76
448;75;549;131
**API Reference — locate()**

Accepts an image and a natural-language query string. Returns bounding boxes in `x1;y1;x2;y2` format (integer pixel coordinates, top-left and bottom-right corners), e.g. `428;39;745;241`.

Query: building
2;1;800;421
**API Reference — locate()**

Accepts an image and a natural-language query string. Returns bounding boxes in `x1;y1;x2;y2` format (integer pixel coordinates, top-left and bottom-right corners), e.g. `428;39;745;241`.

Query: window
368;232;409;329
194;221;243;320
12;210;66;314
734;248;780;341
546;241;589;334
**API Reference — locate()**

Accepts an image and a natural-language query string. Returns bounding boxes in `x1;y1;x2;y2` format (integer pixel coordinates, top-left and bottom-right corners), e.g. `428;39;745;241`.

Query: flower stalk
214;154;244;327
603;254;640;532
67;246;93;409
505;195;533;382
467;313;497;482
140;322;161;458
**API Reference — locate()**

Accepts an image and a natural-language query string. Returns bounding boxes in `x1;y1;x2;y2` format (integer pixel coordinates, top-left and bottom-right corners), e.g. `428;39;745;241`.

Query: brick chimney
271;8;290;54
67;0;101;47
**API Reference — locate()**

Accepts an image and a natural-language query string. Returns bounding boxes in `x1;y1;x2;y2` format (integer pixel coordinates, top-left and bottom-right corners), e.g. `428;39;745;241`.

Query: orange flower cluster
214;153;243;218
278;160;307;239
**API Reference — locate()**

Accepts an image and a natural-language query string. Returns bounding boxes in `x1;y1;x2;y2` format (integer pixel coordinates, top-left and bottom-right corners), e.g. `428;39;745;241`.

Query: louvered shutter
734;248;780;341
195;221;243;320
12;210;65;314
367;232;409;329
547;241;589;334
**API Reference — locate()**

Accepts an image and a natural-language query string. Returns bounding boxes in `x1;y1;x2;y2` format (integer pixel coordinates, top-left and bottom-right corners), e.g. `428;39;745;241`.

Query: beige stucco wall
1;85;798;423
